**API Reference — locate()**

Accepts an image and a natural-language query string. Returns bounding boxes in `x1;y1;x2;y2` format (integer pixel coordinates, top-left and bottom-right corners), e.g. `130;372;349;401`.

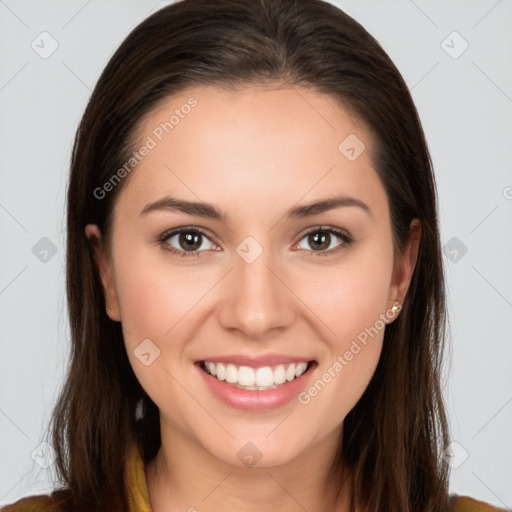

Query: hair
48;0;450;510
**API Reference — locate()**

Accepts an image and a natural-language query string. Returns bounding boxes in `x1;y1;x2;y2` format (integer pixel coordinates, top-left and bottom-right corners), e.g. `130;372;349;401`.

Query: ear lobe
84;224;121;321
388;218;421;308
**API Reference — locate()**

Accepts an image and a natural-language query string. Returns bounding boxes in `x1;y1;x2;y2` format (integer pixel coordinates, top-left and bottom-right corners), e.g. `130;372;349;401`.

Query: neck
146;420;353;512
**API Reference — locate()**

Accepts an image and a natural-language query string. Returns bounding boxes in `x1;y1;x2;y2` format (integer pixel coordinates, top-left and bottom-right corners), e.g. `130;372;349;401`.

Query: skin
86;84;420;512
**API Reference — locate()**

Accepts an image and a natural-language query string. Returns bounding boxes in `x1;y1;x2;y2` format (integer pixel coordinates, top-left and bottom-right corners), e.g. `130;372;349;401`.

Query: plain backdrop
1;0;511;508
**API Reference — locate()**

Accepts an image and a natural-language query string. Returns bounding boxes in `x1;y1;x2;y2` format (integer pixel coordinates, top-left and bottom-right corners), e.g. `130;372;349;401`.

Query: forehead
114;84;388;223
137;83;367;148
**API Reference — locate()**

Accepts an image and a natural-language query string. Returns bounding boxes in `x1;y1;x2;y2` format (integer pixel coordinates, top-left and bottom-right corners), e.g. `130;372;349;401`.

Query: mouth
197;359;317;391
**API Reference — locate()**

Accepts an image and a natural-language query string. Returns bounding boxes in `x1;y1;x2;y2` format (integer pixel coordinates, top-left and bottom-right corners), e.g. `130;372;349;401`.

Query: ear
386;218;421;320
85;224;121;322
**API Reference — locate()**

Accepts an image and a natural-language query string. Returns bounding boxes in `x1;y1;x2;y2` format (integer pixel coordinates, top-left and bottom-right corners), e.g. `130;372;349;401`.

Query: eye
158;227;219;258
157;226;353;259
295;226;353;257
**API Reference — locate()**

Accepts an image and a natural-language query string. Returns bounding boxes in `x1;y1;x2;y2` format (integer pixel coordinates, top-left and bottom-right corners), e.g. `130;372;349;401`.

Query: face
87;85;419;469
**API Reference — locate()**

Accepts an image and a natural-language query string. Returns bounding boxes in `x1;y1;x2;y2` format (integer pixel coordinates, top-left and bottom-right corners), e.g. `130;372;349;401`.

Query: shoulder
0;493;63;512
450;494;509;512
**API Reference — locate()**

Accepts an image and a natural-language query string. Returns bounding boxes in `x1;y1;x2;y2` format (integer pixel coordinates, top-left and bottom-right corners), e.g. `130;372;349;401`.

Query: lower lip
196;362;316;411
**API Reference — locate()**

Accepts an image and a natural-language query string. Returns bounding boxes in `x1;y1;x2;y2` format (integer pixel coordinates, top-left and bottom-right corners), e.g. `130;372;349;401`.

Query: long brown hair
48;0;450;510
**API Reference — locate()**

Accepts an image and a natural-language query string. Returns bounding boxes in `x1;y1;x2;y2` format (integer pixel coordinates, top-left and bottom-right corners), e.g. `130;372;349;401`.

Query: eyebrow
140;195;372;221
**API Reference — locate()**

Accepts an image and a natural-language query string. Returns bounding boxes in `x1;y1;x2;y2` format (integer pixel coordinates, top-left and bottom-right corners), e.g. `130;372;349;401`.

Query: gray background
1;0;511;508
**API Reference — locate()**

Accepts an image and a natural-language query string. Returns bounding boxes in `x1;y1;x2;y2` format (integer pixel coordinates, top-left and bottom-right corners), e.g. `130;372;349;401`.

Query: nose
216;241;296;339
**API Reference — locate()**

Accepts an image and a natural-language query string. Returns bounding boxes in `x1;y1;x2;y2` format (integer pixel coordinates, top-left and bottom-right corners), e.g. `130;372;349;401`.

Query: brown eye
307;231;331;251
296;227;352;257
177;231;203;251
159;228;217;258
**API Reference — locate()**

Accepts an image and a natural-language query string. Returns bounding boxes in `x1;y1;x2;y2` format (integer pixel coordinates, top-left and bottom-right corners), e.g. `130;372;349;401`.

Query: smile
200;361;311;390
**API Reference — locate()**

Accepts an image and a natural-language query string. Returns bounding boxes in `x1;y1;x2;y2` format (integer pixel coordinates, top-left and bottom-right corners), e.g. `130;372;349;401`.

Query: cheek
294;235;393;416
112;239;209;341
301;234;394;347
111;239;218;399
113;246;207;417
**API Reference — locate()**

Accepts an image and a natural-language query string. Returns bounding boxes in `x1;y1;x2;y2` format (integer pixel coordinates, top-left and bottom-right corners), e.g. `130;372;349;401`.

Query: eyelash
157;226;353;259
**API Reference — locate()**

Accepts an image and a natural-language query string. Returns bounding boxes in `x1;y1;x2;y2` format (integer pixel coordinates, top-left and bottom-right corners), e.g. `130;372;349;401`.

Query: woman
1;0;504;511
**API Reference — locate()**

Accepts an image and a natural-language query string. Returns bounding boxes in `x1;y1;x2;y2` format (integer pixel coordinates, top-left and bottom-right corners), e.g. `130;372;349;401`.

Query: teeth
226;364;238;384
255;367;273;387
206;362;216;376
273;365;286;384
239;366;256;386
295;362;308;377
202;361;310;389
216;363;225;381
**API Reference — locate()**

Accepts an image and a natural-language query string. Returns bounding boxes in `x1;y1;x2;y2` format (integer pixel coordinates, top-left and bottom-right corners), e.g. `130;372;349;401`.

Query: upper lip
196;353;315;368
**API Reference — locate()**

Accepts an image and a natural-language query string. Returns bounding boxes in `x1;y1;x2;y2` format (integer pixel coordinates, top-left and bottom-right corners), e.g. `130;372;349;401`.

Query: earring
107;305;113;310
391;301;400;313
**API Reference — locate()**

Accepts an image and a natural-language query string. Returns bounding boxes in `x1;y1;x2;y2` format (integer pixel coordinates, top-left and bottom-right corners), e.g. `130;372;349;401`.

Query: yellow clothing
0;443;506;511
